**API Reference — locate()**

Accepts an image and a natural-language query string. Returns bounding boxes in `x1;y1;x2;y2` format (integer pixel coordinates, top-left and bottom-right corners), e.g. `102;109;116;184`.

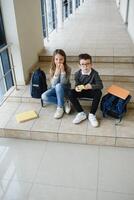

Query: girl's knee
41;92;48;101
55;83;63;91
55;83;62;88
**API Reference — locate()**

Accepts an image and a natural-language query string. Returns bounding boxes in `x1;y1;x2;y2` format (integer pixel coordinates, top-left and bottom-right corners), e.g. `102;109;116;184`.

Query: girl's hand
59;64;65;73
55;64;61;76
84;83;92;90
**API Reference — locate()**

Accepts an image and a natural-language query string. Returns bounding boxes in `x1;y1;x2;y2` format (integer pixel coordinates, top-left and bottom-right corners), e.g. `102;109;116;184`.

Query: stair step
0;100;134;148
5;84;134;108
37;61;134;83
39;53;134;63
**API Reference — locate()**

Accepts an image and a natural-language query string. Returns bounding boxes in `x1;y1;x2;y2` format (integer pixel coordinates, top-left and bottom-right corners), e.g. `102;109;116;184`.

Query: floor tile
97;191;134;200
98;146;134;193
0;139;47;182
35;142;99;190
29;184;97;200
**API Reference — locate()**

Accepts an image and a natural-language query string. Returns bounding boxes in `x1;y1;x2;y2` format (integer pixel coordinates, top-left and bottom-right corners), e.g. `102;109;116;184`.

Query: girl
41;49;71;119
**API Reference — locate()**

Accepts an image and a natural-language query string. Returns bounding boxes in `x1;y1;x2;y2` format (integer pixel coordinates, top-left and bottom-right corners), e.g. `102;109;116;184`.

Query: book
107;85;130;100
16;110;38;123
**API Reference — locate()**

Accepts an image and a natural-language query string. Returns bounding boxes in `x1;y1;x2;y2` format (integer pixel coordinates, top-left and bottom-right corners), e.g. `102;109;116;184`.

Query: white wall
119;0;128;23
1;0;44;84
127;0;134;43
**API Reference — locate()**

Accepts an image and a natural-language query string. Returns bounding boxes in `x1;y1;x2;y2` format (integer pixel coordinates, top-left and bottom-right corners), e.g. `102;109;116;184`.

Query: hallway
44;0;134;58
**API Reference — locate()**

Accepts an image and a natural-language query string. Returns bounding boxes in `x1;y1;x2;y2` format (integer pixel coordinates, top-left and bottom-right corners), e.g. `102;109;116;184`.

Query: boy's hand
75;85;85;92
84;83;92;90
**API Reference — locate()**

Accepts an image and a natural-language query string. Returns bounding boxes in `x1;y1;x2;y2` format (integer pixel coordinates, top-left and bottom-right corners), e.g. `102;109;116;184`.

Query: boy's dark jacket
75;68;103;90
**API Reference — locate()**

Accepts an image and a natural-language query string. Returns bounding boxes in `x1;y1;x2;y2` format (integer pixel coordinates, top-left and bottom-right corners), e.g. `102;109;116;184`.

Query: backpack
100;93;131;122
31;68;47;98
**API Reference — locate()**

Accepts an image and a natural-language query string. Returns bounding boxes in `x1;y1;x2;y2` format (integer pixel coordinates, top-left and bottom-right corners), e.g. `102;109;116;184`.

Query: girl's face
54;54;65;66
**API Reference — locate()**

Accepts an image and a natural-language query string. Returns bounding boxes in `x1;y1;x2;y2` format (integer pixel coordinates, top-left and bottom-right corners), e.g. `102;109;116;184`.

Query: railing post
8;45;18;90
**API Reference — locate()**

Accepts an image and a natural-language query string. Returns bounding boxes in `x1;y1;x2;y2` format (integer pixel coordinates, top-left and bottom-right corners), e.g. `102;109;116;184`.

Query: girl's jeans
41;83;68;107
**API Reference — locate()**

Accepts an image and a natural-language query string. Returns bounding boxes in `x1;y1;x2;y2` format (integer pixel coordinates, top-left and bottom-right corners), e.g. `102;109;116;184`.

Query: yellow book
16;110;38;123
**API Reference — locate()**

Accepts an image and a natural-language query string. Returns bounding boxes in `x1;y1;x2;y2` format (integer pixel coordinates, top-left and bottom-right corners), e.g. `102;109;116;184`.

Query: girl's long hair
50;49;70;78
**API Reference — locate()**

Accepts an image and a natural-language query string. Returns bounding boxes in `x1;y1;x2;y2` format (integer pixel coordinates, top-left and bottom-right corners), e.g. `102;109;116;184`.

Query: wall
119;0;128;23
1;0;44;84
127;0;134;42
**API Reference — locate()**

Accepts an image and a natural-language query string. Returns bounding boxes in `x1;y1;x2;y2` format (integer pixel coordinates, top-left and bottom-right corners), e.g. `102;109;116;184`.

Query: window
0;8;14;102
0;9;6;48
75;0;80;8
41;0;56;38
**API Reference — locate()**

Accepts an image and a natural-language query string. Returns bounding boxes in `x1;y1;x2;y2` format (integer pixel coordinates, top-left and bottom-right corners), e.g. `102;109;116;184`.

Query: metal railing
0;43;18;104
0;43;17;89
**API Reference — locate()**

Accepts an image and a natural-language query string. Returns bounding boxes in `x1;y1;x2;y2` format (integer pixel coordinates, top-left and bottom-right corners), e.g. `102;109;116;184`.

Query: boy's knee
94;90;102;99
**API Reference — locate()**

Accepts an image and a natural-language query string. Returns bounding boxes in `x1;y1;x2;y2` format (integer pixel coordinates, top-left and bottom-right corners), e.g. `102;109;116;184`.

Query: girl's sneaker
54;107;64;119
64;100;71;114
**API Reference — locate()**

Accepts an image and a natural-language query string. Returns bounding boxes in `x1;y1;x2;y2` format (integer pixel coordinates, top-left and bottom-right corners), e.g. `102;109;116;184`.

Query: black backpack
100;93;131;122
31;68;47;98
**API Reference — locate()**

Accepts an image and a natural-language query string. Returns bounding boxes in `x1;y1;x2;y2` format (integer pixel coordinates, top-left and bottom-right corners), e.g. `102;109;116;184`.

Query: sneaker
88;113;99;127
54;107;64;119
64;100;71;114
73;112;87;124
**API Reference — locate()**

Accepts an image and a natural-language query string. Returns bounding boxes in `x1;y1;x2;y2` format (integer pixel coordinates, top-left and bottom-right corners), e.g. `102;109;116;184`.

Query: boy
68;53;103;127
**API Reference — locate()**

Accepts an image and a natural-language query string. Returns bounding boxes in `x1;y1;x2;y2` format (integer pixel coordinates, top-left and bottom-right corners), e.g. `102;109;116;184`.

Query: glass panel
0;7;14;102
0;49;14;90
0;58;6;102
75;0;80;8
41;0;46;37
63;0;68;19
40;0;56;37
0;9;6;48
69;0;73;14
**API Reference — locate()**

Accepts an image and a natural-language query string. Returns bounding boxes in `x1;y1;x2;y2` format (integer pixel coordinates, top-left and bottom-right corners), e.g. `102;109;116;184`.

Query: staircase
0;52;134;148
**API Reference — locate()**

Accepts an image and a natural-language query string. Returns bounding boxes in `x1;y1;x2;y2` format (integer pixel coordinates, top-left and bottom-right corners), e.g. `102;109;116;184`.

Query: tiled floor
0;138;134;199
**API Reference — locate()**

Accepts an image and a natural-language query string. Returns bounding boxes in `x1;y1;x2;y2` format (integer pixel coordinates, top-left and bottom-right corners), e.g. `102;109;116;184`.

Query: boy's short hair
79;53;92;63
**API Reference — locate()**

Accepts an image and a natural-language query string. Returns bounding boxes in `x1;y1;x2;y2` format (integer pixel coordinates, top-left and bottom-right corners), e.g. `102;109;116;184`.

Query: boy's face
79;59;92;73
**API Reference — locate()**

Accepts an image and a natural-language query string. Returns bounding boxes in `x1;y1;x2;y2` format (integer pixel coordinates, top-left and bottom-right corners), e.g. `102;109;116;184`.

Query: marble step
37;61;134;83
39;52;134;63
0;101;134;148
4;83;134;108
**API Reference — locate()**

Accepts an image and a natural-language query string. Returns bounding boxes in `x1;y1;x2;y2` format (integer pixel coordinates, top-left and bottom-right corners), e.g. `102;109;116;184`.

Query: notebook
16;110;38;123
107;85;130;100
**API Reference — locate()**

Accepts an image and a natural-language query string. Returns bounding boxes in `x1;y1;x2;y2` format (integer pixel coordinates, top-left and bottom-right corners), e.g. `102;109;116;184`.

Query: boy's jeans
41;83;68;107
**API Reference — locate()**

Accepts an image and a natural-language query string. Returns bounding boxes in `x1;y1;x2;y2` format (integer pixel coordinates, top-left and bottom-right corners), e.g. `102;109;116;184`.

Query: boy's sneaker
88;113;99;127
64;100;71;114
73;112;87;124
54;107;64;119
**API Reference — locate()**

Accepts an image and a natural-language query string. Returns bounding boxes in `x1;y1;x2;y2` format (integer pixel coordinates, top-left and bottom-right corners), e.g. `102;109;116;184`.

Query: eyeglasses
80;63;91;66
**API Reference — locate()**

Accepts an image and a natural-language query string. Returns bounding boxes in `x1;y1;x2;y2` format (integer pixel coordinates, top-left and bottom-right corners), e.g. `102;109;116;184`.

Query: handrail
0;43;10;53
